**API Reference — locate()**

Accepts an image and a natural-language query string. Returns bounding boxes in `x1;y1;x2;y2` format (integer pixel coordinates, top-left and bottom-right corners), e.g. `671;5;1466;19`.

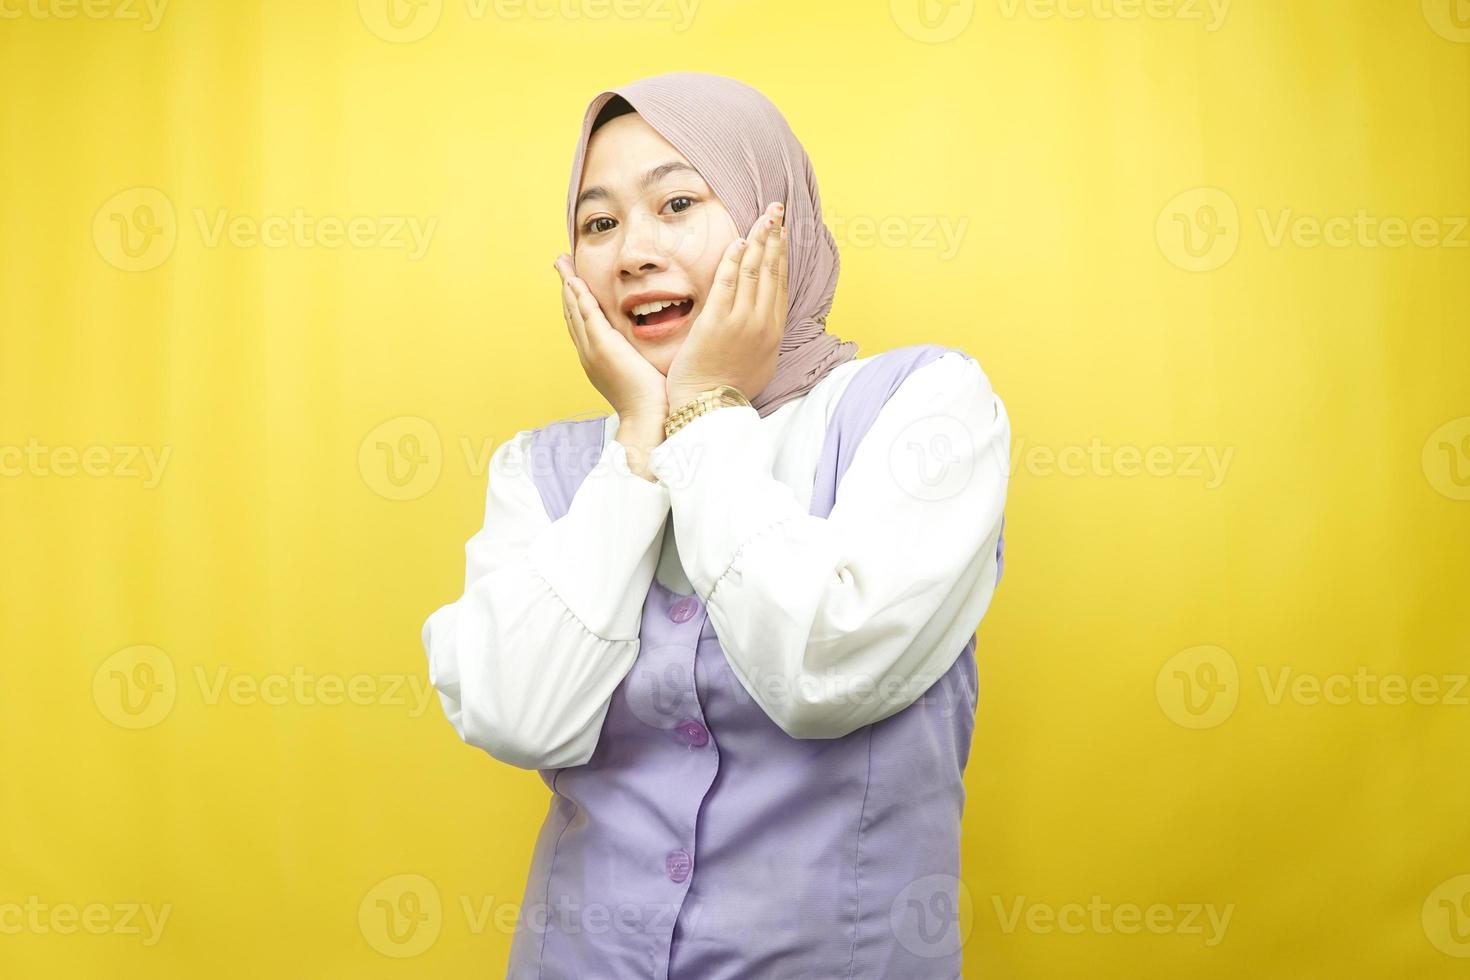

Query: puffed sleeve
646;352;1010;739
422;427;672;769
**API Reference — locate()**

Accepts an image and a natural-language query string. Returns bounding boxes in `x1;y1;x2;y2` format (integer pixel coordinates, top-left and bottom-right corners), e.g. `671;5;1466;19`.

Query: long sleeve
646;352;1010;739
422;427;672;769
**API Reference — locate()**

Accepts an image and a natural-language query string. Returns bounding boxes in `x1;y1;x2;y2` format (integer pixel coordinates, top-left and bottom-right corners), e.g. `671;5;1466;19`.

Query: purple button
669;596;700;623
666;848;692;883
677;718;709;747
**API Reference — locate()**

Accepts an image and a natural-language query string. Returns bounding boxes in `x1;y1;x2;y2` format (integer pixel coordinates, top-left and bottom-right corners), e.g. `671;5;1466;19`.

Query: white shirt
422;350;1011;770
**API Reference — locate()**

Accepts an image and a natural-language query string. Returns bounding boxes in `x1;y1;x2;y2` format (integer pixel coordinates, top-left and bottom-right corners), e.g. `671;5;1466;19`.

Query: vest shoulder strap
808;343;974;517
527;415;608;523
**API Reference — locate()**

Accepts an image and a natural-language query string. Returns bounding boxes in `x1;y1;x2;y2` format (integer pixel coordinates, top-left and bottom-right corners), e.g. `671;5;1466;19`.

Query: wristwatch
664;384;752;438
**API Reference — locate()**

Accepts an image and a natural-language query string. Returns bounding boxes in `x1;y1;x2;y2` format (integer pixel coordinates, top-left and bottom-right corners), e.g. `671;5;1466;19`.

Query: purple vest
508;344;999;979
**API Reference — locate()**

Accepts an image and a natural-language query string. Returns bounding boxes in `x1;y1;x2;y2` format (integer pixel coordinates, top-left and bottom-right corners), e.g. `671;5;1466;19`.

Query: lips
621;290;695;326
637;299;694;327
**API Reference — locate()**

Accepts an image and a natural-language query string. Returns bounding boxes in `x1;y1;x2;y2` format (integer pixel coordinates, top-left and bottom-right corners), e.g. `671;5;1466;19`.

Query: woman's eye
665;196;694;215
586;216;616;234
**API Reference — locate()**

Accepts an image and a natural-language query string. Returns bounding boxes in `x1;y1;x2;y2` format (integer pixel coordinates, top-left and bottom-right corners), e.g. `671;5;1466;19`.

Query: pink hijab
565;72;859;419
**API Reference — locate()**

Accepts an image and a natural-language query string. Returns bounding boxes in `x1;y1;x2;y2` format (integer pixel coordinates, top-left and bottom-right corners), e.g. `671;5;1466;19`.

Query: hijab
564;72;859;418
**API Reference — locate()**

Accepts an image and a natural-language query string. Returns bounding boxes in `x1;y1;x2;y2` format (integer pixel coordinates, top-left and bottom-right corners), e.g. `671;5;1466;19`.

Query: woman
422;72;1011;979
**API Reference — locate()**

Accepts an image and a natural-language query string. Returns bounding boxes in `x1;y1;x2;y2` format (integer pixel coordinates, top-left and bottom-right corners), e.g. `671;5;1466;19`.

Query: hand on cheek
554;254;670;427
665;201;789;412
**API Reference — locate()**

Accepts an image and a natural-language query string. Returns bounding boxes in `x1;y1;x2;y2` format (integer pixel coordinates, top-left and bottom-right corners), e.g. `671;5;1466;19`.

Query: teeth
631;298;689;317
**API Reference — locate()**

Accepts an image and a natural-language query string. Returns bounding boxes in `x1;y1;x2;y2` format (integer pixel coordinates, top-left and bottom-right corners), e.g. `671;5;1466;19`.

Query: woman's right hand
554;254;669;427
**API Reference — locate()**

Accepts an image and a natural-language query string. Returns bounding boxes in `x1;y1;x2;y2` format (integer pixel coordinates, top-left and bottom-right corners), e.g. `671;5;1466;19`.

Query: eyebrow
574;161;703;215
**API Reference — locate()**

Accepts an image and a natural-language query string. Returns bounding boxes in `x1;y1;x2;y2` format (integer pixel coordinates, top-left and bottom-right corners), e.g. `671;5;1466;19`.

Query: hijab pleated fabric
565;72;859;418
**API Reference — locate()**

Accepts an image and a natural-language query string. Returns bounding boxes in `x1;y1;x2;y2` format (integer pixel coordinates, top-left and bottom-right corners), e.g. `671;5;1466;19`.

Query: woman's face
572;111;739;375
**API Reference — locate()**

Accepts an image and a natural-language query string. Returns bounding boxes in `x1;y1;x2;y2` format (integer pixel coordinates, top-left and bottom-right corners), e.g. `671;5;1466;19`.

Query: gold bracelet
664;384;752;438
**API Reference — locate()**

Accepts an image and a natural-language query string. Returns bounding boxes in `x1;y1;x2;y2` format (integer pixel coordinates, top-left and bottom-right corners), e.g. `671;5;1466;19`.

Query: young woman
423;71;1011;979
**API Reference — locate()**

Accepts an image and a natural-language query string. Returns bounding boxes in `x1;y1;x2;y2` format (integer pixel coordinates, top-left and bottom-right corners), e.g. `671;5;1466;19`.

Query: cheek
686;213;739;291
571;242;602;279
571;246;617;309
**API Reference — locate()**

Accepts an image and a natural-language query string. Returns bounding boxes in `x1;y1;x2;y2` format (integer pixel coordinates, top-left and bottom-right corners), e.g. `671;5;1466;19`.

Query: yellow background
3;0;1468;976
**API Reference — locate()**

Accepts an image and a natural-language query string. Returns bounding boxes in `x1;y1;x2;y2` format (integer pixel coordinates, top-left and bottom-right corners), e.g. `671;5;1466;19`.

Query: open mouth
631;298;694;327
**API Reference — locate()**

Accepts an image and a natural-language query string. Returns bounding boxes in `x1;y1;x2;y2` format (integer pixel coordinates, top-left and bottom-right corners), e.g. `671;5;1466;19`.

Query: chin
632;338;683;377
641;350;676;377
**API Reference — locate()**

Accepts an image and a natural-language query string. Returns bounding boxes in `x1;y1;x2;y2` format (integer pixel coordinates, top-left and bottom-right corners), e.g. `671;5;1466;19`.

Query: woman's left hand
665;201;788;412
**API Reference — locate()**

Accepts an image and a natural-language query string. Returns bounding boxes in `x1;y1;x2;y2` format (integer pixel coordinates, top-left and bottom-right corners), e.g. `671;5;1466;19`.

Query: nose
616;210;673;278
